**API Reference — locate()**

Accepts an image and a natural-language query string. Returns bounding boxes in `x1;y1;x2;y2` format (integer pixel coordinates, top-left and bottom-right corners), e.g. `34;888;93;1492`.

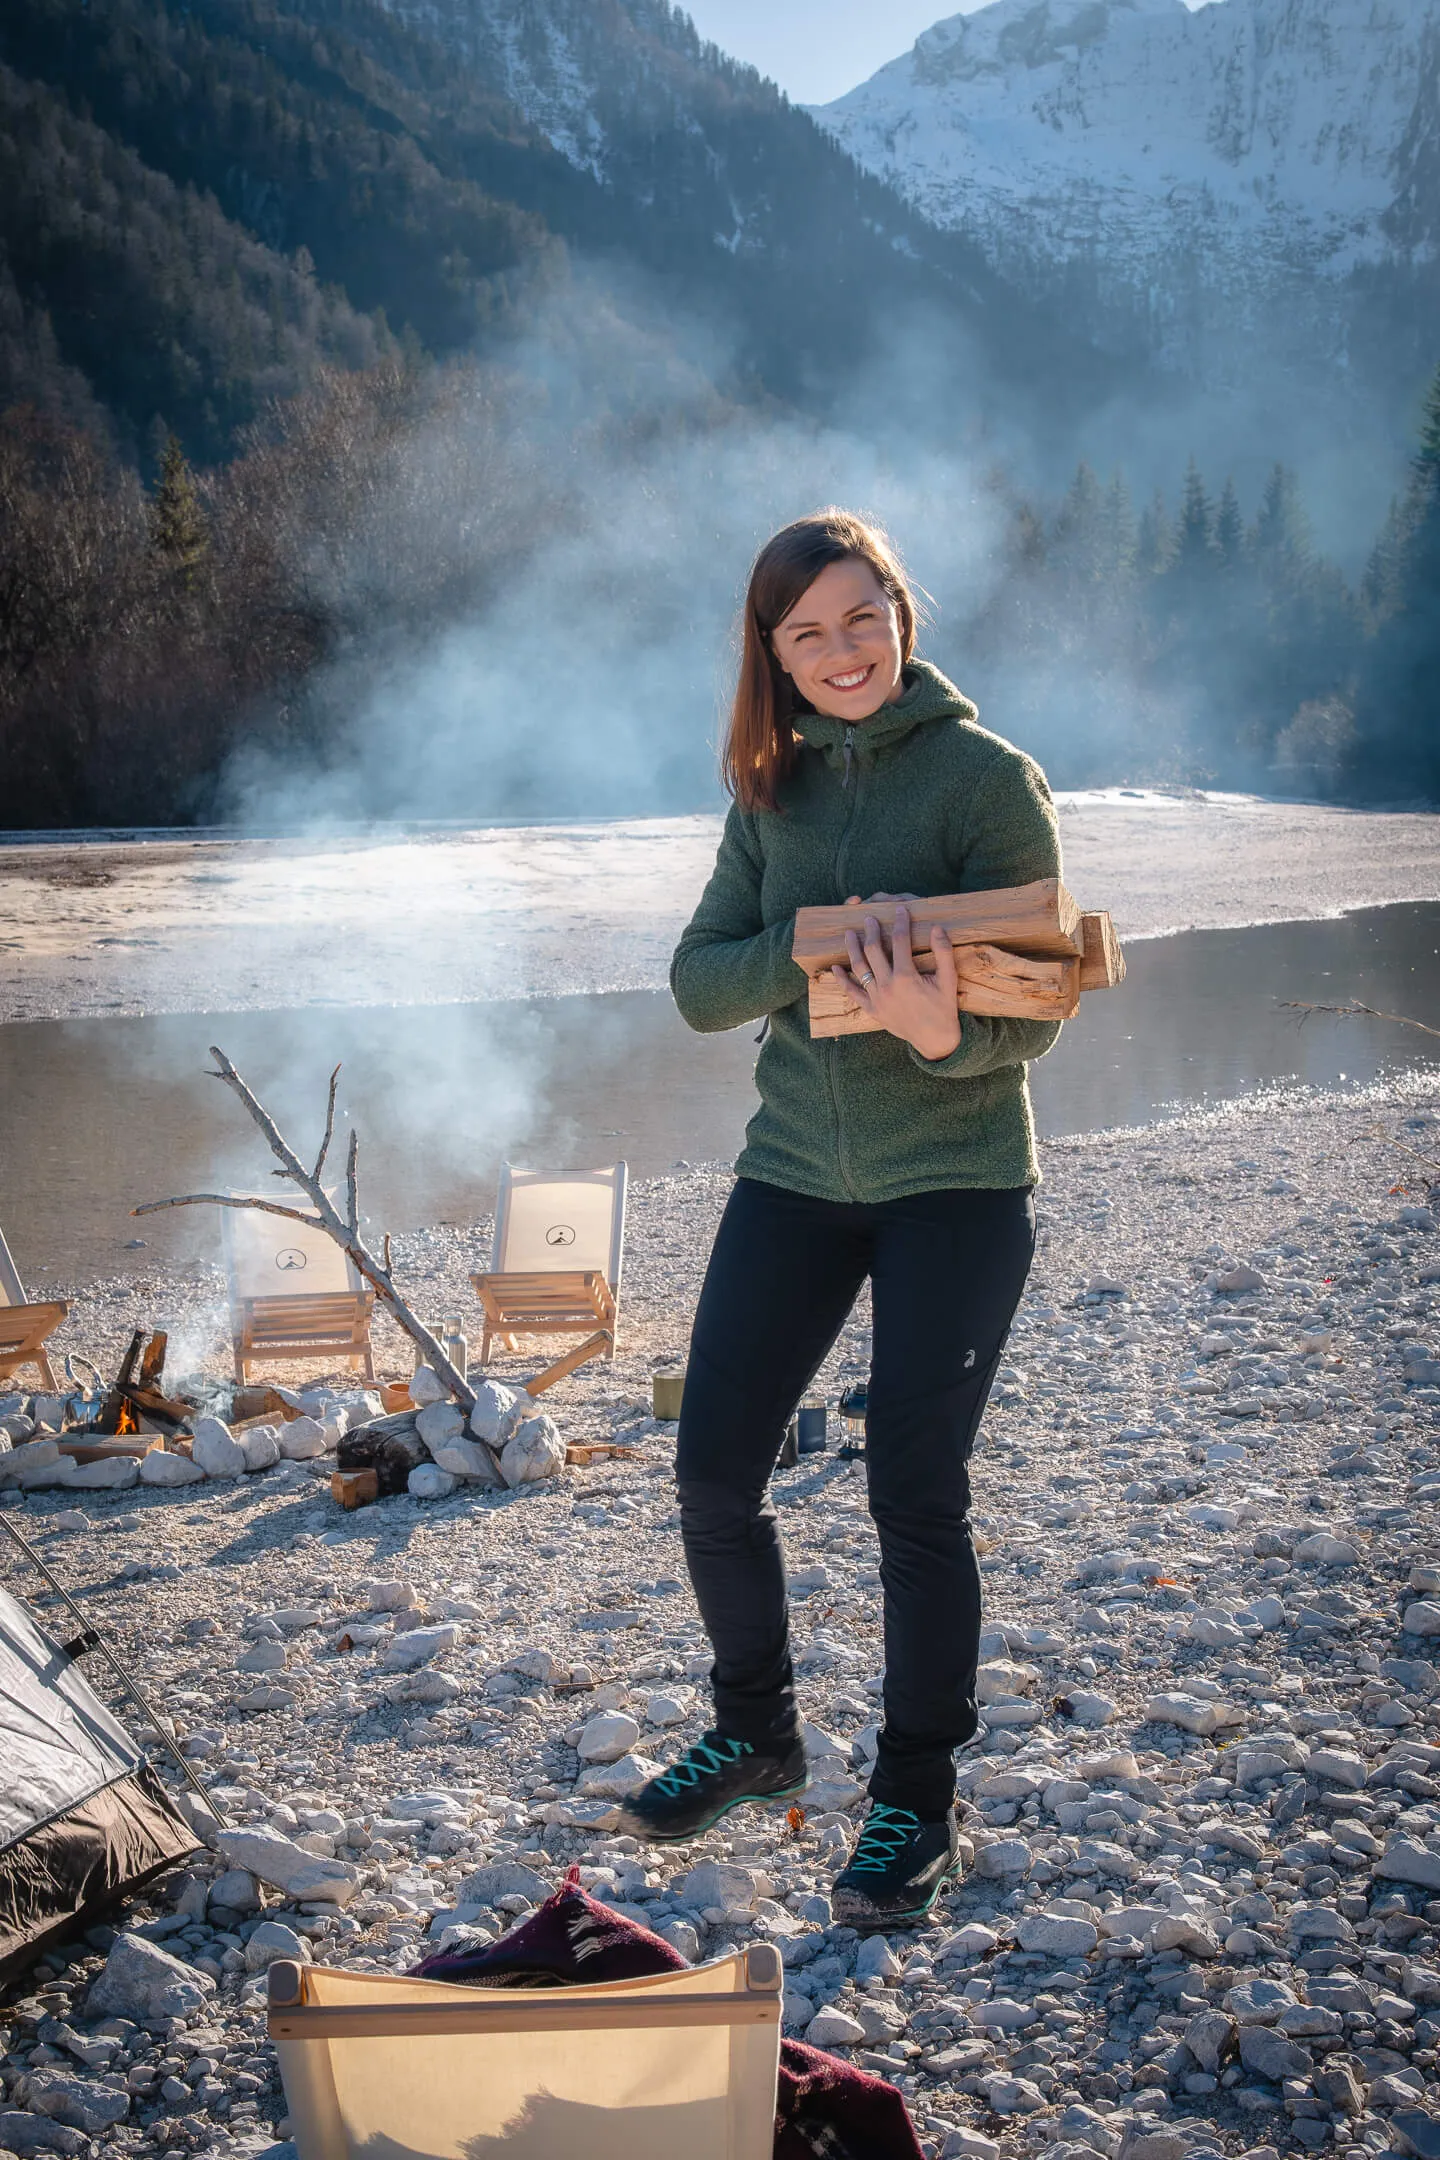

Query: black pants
675;1176;1036;1820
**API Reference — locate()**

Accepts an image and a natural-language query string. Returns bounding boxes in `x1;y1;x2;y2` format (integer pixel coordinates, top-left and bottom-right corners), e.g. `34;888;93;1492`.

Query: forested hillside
0;0;1433;827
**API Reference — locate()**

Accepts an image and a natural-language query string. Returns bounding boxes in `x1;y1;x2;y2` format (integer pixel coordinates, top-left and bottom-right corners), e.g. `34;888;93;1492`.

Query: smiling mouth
825;664;875;691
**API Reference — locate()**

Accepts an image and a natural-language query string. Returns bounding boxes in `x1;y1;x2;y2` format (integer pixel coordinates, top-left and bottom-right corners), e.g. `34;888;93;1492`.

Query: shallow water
1;902;1436;1285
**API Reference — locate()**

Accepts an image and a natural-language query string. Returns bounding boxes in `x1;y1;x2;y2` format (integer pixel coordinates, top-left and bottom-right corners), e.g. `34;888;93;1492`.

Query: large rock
456;1862;552;1907
382;1623;459;1671
500;1412;565;1487
140;1447;206;1486
0;2110;88;2155
216;1827;360;1905
191;1416;246;1478
408;1364;447;1407
69;1455;139;1489
1223;1977;1297;2026
1402;1601;1440;1637
241;1424;282;1471
805;2005;866;2048
1144;1693;1228;1736
1238;2024;1313;2081
577;1752;660;1799
1016;1905;1099;1957
244;1920;313;1973
88;1932;217;2022
415;1400;465;1450
1374;1836;1440;1891
677;1859;761;1913
430;1433;502;1485
15;2069;130;2135
278;1415;328;1460
0;1435;60;1482
1183;2010;1236;2074
469;1379;520;1443
408;1463;458;1500
577;1711;642;1764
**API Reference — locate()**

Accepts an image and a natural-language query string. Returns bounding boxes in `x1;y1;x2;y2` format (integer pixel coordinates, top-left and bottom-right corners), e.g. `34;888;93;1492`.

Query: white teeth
829;669;869;688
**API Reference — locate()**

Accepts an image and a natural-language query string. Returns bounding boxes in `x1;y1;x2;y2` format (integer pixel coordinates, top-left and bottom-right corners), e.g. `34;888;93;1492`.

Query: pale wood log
132;1046;489;1456
810;945;1081;1039
791;880;1083;977
1079;911;1126;991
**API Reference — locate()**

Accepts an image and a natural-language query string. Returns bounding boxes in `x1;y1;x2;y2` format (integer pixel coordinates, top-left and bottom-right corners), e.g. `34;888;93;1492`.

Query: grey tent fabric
0;1584;142;1847
0;1583;196;1977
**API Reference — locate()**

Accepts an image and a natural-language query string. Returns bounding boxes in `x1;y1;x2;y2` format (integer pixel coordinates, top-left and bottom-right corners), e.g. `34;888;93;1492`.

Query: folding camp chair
268;1943;782;2160
471;1162;627;1396
0;1224;68;1391
221;1202;375;1384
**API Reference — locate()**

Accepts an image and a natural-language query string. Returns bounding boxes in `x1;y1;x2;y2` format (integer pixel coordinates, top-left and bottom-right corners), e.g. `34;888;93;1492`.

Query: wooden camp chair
471;1162;627;1396
0;1224;68;1391
222;1202;375;1384
268;1944;782;2160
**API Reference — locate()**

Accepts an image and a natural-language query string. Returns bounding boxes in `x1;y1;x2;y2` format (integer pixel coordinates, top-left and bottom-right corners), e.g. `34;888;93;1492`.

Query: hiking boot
614;1730;809;1844
830;1801;960;1930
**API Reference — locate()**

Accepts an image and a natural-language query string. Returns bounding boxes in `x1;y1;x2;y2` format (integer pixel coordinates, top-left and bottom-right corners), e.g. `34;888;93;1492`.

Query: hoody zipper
827;723;863;1200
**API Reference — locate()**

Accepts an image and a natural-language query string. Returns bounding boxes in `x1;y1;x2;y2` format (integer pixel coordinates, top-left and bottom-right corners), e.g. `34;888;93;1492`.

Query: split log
810;945;1081;1039
791;880;1084;978
1079;911;1126;991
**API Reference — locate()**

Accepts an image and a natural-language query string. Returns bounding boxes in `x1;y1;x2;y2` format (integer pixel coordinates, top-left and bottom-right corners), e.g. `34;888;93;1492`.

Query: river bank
2;1069;1438;2160
3;792;1438;1025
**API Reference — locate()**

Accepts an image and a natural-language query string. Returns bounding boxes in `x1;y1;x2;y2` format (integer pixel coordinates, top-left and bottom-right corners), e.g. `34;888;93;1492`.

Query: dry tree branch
313;1062;341;1184
133;1044;488;1446
1280;998;1440;1041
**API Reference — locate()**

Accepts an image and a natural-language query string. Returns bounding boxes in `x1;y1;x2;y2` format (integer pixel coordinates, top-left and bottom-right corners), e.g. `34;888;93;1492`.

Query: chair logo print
545;1224;577;1247
275;1249;309;1272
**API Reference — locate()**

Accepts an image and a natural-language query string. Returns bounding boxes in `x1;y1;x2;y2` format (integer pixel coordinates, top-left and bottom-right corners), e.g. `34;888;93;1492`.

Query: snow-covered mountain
813;0;1438;390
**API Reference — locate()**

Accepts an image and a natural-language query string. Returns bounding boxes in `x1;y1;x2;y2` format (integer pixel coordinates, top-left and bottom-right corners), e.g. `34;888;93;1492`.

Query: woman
616;509;1064;1932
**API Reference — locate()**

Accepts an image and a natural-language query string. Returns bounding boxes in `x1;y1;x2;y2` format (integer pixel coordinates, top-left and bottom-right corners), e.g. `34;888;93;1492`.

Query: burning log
132;1047;498;1471
77;1329;192;1446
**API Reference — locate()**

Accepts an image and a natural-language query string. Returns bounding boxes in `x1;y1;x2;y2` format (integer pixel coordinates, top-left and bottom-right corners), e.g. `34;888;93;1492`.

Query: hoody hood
790;659;980;771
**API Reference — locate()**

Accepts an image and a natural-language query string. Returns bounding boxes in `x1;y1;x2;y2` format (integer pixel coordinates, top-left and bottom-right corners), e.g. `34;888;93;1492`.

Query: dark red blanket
413;1865;924;2160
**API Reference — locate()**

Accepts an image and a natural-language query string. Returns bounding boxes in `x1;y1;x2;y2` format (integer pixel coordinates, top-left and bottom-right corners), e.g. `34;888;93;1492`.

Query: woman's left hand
830;903;962;1061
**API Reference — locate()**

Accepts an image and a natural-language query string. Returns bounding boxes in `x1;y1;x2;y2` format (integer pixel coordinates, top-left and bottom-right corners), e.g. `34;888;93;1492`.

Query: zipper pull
842;726;855;787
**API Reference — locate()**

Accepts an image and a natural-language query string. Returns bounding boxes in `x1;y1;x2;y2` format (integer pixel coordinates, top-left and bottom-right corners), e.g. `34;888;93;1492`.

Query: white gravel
1;1070;1439;2160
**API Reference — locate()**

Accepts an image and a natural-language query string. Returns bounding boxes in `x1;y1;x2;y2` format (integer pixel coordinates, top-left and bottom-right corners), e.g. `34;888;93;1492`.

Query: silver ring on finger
856;969;875;988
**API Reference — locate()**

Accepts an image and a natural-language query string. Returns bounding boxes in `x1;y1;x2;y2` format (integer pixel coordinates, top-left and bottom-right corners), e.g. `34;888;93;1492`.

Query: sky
682;0;1213;106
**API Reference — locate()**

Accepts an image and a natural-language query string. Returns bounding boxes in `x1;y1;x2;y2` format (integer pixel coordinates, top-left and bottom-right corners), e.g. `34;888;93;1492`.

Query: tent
0;1580;197;1979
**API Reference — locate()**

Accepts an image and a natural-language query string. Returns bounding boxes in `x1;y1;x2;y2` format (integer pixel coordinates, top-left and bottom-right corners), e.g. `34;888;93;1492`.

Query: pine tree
1051;461;1106;587
1214;477;1244;571
1100;471;1137;583
1171;456;1214;579
1136;488;1171;577
149;432;208;579
1251;463;1312;595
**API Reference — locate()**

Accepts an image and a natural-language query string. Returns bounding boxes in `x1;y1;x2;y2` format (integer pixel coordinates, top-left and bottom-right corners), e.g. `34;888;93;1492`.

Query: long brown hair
722;508;920;813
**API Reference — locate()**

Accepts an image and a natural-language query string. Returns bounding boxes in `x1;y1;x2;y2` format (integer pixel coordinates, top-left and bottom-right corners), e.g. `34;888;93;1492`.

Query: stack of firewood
792;879;1124;1039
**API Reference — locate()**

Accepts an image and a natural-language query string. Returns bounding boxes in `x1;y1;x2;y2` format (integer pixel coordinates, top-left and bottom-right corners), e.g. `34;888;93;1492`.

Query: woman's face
769;557;906;721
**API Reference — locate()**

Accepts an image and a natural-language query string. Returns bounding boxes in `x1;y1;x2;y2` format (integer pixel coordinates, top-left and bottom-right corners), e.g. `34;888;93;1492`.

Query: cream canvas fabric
270;1946;781;2160
0;1224;26;1306
491;1166;626;1284
221;1200;361;1301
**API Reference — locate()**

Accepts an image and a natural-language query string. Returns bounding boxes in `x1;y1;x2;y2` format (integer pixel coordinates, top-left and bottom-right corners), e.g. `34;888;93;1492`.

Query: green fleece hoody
669;659;1063;1203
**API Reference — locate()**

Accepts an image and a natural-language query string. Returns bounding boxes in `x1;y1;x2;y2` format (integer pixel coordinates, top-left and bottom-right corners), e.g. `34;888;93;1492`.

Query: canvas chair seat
0;1225;68;1391
222;1202;374;1383
472;1163;627;1396
268;1943;782;2160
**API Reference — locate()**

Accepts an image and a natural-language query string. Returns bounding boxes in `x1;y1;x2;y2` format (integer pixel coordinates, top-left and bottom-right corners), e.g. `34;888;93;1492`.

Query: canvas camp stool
471;1162;627;1396
268;1943;782;2160
221;1201;375;1383
0;1224;68;1390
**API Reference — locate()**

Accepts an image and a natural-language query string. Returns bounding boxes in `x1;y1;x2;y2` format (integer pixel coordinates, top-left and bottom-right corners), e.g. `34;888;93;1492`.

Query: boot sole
831;1856;962;1933
620;1772;811;1845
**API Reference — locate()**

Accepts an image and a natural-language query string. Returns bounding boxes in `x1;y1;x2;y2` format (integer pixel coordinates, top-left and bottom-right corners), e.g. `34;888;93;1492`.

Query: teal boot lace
655;1735;755;1799
848;1803;923;1873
